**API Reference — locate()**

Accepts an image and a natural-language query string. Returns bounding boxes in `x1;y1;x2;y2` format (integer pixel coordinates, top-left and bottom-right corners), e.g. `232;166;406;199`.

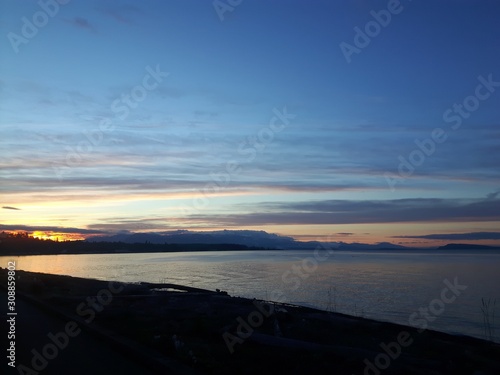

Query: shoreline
2;246;500;257
0;248;392;257
2;234;500;256
2;268;500;374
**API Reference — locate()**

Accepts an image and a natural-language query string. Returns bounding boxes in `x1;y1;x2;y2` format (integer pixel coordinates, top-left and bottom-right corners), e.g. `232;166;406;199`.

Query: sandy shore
2;268;499;375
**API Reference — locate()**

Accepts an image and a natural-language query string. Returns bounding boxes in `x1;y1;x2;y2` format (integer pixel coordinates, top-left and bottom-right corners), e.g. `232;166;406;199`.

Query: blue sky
1;0;499;246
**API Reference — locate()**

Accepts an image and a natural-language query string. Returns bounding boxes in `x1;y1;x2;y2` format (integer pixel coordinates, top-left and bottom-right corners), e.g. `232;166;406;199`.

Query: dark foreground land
1;269;499;375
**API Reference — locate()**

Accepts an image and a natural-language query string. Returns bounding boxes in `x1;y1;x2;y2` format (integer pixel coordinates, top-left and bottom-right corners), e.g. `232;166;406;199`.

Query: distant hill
437;243;500;250
87;230;306;249
86;230;409;251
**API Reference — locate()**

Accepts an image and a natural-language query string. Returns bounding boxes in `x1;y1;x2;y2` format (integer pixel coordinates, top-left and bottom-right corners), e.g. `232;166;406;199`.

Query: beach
1;268;499;375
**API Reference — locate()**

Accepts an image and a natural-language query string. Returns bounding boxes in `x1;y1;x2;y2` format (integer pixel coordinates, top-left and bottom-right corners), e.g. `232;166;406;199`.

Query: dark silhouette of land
437;243;500;250
0;232;267;255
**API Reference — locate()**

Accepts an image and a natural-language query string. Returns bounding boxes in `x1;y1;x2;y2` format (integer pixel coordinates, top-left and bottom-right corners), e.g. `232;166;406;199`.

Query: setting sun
31;231;82;242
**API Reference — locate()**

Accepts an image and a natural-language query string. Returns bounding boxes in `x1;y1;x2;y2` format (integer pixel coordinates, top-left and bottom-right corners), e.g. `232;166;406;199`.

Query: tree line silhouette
0;231;265;256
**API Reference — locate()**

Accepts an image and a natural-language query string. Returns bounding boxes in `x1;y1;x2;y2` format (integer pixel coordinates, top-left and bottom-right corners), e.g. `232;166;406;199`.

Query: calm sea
2;249;499;342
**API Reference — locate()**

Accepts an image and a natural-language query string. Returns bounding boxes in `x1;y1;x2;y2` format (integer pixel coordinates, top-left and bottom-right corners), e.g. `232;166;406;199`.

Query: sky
1;0;499;247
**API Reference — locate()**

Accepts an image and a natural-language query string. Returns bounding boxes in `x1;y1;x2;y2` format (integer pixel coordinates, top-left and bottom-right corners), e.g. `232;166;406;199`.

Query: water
2;249;499;342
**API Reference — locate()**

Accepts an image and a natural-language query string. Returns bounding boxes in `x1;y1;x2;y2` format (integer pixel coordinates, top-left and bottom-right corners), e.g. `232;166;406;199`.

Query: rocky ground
3;268;500;375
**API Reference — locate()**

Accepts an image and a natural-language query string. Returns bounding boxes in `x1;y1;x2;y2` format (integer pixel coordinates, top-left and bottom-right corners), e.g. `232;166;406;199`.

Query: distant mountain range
2;230;499;256
436;243;500;250
86;229;416;250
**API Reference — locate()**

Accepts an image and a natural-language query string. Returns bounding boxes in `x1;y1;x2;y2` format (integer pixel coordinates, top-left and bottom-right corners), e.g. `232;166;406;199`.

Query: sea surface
2;249;499;342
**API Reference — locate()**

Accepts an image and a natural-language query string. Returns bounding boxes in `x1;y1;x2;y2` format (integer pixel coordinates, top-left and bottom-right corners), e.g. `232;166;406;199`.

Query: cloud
0;224;104;235
101;5;141;24
193;110;219;118
393;232;500;241
2;206;21;210
65;17;96;32
155;86;186;99
86;217;174;232
184;197;500;226
486;189;500;200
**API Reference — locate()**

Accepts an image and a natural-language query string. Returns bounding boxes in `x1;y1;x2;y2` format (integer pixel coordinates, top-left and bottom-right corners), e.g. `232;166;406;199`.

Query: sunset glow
31;232;83;242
